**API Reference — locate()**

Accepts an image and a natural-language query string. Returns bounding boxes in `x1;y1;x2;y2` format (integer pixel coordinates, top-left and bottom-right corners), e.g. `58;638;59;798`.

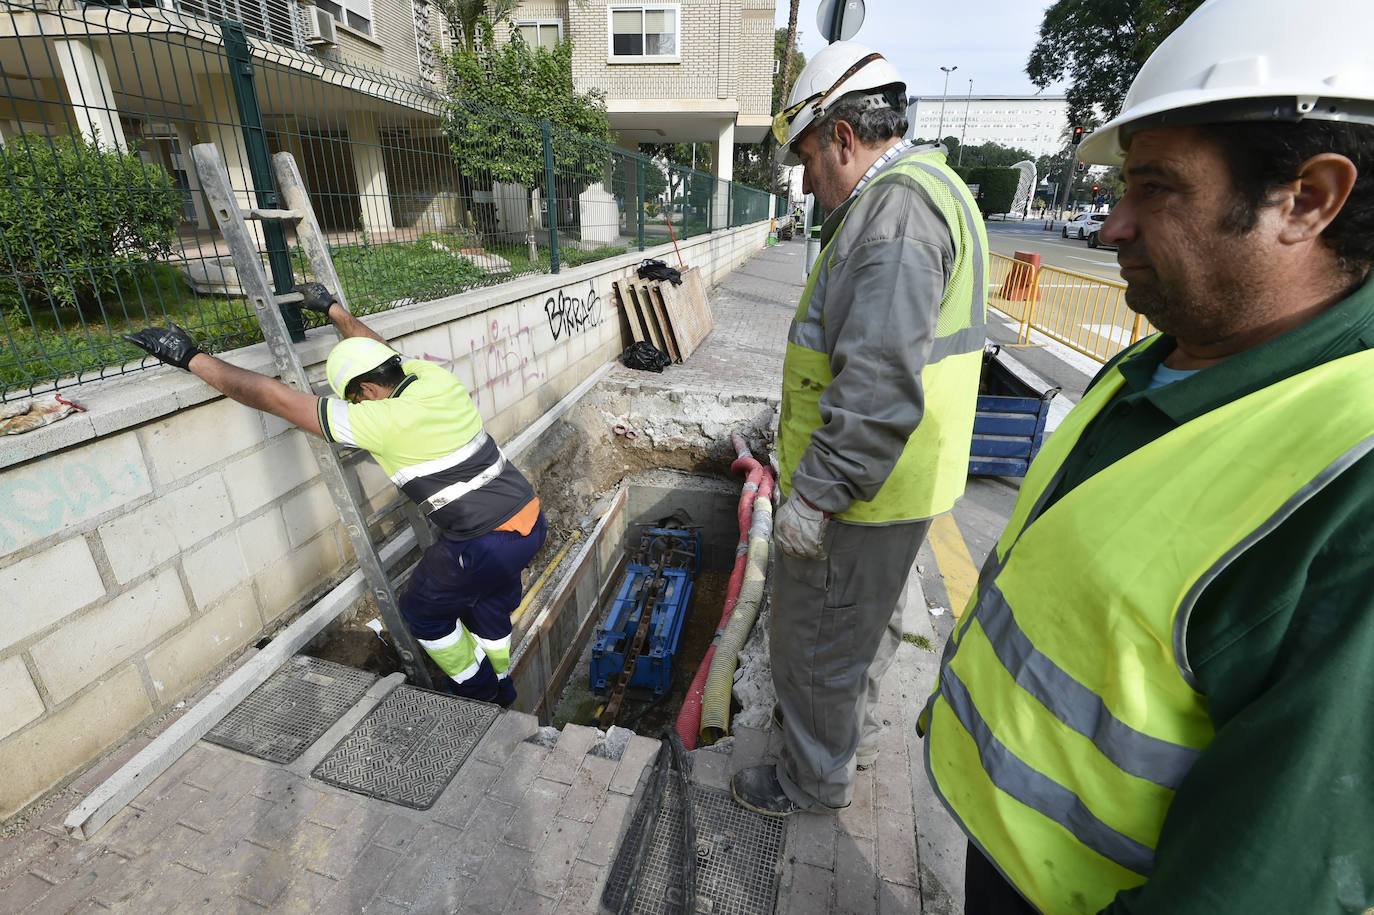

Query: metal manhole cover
310;686;499;809
205;656;377;763
603;781;786;915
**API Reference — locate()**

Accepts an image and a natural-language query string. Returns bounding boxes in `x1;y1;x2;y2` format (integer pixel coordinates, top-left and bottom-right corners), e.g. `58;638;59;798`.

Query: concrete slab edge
62;529;418;840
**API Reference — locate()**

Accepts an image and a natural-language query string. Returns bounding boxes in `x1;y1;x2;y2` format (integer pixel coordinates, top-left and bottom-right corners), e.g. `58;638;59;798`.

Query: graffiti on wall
419;280;605;408
464;318;546;406
0;453;149;552
544;282;604;341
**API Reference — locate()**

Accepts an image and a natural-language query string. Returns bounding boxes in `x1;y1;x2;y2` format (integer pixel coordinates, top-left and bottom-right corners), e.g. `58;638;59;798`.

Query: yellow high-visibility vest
778;150;988;522
924;344;1374;912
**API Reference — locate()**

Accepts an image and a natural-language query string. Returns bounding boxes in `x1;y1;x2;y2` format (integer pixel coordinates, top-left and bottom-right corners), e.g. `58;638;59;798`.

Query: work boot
731;765;805;817
492;677;517;708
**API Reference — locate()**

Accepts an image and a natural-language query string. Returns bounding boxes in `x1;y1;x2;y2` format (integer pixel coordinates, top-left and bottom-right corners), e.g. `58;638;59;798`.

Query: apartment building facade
0;0;773;237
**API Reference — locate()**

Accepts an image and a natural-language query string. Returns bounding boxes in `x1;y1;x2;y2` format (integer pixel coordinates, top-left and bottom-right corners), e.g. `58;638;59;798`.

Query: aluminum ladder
191;142;435;689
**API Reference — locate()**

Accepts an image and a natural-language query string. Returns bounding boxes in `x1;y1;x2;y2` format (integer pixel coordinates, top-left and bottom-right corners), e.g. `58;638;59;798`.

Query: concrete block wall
0;219;770;822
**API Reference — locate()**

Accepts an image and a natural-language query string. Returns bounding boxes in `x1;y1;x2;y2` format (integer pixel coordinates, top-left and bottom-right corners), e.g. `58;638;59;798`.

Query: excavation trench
305;377;780;740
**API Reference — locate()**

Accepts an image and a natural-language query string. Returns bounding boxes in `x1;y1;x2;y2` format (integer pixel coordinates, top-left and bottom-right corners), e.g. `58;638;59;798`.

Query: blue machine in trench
590;526;701;697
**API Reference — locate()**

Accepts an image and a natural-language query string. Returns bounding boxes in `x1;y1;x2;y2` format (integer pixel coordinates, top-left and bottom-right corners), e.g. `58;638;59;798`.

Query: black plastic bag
621;341;672;372
636;258;683;286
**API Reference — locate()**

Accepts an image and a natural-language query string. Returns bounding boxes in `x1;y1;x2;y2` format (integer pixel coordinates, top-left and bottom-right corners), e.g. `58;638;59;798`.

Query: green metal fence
0;1;782;401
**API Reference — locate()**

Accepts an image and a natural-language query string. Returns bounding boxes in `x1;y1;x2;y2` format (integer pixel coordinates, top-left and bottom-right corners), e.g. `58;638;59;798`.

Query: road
983;218;1123;283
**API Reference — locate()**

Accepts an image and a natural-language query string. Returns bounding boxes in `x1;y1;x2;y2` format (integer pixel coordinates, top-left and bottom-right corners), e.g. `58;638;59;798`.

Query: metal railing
988;253;1152;363
0;1;783;400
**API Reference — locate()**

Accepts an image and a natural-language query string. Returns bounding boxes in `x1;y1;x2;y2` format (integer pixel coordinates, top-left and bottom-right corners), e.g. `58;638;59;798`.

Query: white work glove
774;495;830;560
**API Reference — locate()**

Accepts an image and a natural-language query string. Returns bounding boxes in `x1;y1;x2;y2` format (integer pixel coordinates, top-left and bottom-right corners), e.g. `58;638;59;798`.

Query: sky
774;0;1069;101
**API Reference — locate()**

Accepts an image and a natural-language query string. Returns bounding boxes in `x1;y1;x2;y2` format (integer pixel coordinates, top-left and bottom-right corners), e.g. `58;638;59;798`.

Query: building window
609;4;678;59
515;19;563;47
316;0;372;36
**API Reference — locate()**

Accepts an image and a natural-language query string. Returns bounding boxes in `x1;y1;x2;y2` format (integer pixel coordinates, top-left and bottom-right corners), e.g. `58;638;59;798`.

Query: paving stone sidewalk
0;237;965;914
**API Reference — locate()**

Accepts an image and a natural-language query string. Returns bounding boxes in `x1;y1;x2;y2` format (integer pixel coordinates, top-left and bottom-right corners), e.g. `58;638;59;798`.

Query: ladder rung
246;207;301;222
366;495;412;528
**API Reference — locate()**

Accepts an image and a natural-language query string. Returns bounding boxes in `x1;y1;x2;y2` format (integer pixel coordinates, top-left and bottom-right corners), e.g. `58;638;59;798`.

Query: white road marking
1069;256;1119;267
1083;323;1134;346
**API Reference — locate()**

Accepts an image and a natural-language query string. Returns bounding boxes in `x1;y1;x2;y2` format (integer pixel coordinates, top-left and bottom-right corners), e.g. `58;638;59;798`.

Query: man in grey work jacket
730;41;988;815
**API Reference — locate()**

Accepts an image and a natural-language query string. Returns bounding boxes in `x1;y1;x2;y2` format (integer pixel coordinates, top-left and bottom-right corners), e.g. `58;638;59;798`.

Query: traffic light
1092;185;1100;194
1071;125;1084;144
1077;161;1087;173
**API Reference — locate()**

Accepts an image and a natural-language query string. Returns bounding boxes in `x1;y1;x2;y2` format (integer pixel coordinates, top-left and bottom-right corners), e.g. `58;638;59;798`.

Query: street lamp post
957;78;973;165
936;65;957;142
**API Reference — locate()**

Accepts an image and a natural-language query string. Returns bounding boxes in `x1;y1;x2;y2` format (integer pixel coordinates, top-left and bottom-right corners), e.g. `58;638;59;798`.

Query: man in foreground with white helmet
124;284;545;707
731;42;987;816
921;0;1374;911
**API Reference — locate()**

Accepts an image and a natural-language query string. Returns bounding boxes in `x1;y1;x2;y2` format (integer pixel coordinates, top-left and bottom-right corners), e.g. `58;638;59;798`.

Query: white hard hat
774;41;905;166
1079;0;1374;165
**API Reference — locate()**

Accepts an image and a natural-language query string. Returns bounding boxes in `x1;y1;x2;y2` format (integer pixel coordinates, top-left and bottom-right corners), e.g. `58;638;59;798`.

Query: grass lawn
0;234;628;398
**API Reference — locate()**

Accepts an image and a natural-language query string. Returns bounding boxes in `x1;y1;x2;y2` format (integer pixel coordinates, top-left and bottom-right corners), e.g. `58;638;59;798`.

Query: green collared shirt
1046;276;1374;914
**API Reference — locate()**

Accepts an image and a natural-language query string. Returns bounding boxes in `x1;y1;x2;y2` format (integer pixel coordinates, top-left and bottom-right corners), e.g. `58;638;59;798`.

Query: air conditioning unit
303;6;338;47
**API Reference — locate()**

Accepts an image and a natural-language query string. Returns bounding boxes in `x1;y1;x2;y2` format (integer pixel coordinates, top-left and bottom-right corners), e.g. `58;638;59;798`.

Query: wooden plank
647;283;682;362
657;267;713;357
621;280;656;347
639;281;678;358
612;281;646;344
630;282;668;353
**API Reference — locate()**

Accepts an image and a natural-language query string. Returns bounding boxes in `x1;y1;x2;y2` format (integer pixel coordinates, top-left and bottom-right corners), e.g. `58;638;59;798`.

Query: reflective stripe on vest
778;150;989;523
924;345;1374;913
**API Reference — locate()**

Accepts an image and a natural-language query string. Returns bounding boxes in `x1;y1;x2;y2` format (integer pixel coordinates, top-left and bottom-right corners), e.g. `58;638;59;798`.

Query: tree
911;136;1035;171
435;0;518;54
776;19;804;113
732;144;773;192
640;142;711;207
1027;0;1206;126
442;22;611;193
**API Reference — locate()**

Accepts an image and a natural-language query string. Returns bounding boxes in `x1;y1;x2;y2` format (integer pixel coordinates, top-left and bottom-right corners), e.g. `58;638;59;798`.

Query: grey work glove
774;494;830;560
123;323;202;370
290;282;338;315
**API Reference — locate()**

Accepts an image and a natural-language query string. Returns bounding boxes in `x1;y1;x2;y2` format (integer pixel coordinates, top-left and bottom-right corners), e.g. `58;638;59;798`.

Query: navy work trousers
399;513;546;704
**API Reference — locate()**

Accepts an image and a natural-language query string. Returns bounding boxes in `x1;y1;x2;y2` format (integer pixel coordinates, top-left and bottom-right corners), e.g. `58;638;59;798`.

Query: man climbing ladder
125;284;545;705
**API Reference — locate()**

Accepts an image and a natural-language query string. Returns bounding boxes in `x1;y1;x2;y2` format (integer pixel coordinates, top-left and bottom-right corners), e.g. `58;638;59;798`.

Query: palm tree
435;0;518;54
779;0;801;108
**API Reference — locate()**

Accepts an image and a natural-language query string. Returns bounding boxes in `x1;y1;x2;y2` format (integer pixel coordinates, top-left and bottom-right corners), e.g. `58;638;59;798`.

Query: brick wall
0;219;772;822
554;0;772;103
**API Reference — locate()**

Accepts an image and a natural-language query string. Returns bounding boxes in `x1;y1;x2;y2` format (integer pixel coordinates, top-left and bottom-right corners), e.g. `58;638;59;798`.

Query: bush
0;132;181;309
965;166;1021;217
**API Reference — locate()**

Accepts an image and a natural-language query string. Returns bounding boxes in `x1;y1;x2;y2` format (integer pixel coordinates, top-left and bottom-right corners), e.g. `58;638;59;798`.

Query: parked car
1061;212;1107;239
1087;228;1116;250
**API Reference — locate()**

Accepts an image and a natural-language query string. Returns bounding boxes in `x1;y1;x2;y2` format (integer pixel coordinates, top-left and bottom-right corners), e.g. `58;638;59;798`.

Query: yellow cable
512;529;582;623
